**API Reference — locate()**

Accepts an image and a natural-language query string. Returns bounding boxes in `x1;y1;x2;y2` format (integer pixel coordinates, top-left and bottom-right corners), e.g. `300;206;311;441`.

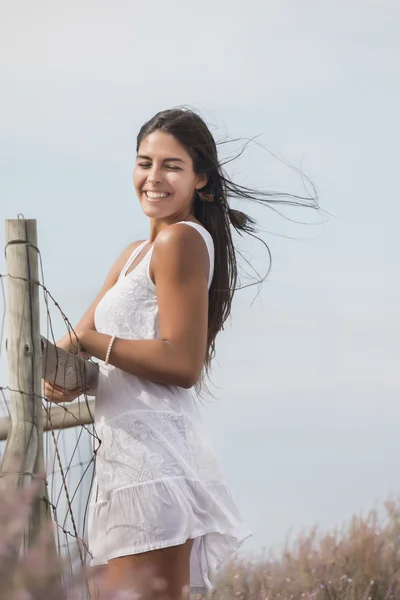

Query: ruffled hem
88;476;252;591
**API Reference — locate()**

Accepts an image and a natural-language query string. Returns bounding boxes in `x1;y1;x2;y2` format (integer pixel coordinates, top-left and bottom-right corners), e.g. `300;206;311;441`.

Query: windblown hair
137;108;318;390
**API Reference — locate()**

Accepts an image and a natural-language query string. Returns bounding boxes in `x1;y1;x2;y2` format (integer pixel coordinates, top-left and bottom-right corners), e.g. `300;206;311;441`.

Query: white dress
87;221;251;592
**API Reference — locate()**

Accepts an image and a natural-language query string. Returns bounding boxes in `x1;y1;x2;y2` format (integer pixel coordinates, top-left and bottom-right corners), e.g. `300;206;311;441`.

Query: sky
0;0;399;557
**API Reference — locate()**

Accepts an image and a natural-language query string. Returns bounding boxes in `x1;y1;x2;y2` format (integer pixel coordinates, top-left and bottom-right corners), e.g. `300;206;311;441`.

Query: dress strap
119;241;148;280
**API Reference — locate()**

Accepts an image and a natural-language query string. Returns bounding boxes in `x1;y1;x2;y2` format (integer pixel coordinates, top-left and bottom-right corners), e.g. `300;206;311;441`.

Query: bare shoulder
152;223;209;278
154;223;208;258
156;222;207;249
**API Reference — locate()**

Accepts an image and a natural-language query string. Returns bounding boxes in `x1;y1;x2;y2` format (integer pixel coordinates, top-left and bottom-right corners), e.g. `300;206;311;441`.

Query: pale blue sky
1;0;399;555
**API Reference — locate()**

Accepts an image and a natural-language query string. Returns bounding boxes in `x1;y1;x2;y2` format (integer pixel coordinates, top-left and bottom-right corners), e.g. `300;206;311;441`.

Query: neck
148;211;194;242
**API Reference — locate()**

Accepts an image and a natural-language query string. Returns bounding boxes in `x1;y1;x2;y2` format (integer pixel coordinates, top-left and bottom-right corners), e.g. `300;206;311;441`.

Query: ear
195;173;208;190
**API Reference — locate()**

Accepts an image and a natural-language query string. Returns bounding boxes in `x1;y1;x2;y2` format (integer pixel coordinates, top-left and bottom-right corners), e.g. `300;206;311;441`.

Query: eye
138;162;151;168
166;165;181;171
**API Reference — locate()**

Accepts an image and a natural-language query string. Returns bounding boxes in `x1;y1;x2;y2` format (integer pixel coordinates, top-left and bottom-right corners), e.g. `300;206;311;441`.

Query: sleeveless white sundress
87;221;251;592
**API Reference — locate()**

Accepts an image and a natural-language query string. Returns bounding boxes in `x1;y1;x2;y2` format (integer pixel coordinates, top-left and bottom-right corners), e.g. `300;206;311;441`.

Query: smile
145;191;170;199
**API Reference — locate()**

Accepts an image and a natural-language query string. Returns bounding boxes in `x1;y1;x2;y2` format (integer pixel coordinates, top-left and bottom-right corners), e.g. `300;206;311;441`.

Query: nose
146;165;162;184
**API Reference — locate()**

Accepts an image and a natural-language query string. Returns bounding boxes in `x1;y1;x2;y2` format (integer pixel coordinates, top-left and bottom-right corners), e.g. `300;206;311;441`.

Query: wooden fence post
1;218;49;550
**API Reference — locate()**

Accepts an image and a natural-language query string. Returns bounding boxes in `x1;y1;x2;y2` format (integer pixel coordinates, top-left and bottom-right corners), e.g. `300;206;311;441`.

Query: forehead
138;131;191;161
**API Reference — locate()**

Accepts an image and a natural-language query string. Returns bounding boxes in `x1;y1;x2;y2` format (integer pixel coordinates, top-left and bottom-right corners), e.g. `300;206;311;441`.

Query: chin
141;204;170;219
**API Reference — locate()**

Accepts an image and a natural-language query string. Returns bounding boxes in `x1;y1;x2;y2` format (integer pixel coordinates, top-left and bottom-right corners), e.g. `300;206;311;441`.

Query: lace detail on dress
95;411;224;497
95;271;159;340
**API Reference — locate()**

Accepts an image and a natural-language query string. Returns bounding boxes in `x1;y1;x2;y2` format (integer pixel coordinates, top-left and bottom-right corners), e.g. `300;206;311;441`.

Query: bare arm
56;240;145;355
76;224;210;388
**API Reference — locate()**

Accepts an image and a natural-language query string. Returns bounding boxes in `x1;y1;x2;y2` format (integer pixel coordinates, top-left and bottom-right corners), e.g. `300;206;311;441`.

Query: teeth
146;191;169;199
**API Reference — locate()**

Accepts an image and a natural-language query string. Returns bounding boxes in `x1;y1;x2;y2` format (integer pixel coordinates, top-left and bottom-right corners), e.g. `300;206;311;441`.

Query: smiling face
133;130;207;222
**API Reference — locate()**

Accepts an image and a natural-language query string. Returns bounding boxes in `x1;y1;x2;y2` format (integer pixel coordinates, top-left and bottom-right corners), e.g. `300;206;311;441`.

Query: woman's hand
43;380;86;404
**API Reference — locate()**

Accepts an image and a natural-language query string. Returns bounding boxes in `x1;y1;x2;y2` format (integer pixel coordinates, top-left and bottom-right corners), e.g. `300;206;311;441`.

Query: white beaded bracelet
104;335;116;365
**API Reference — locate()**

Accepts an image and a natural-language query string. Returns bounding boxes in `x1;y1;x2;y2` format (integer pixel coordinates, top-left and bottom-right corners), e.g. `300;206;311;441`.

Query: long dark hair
137;108;318;389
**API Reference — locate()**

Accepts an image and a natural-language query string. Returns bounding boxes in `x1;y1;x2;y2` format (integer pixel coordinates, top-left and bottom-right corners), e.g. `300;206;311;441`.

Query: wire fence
0;217;100;598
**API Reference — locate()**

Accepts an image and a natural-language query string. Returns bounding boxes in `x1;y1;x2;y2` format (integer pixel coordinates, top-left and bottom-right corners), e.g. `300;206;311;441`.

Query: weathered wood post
1;218;49;549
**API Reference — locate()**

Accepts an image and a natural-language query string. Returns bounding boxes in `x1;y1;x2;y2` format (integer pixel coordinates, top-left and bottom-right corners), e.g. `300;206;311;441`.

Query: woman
44;108;316;599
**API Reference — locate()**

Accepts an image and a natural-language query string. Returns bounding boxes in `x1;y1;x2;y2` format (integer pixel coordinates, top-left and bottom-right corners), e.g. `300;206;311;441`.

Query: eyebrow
136;154;186;163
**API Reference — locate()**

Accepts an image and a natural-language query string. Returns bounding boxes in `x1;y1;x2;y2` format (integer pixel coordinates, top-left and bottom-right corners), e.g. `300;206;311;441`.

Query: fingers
43;382;77;404
43;382;64;404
